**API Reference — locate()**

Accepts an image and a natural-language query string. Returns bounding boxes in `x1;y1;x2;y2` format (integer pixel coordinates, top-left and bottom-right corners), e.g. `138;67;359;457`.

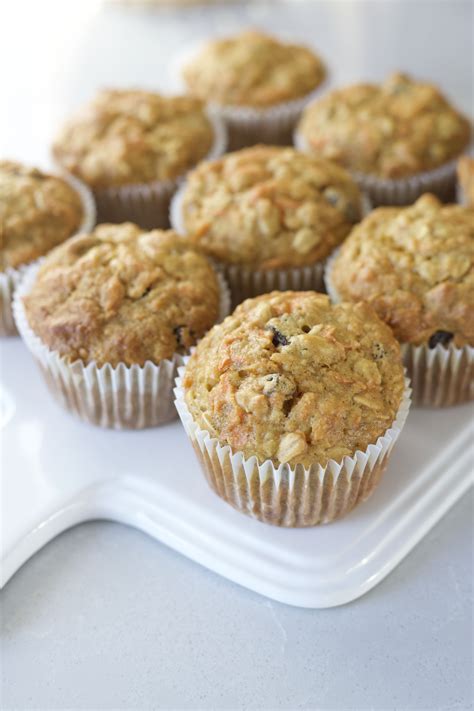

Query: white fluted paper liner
174;361;411;526
324;250;474;407
171;41;326;150
86;111;227;230
0;174;95;337
13;261;230;429
170;181;370;307
294;130;459;206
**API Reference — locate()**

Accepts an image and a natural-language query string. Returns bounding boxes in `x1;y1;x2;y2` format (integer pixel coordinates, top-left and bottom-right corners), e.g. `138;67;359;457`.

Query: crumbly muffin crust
330;195;474;347
457;156;474;206
183;30;326;108
0;161;84;271
52;90;215;189
298;73;471;179
181;146;363;269
184;291;404;467
24;224;220;367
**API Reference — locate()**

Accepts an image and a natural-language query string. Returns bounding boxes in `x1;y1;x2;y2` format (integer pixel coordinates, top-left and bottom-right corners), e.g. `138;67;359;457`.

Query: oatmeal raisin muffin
173;145;364;302
0;160;94;336
326;195;474;405
15;224;227;428
177;291;408;526
296;73;471;204
52;89;224;228
457;156;474;206
181;30;326;149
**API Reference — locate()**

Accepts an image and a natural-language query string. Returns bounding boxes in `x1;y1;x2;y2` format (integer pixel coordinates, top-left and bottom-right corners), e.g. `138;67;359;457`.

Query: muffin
457;156;474;205
170;145;365;305
175;291;410;526
296;73;471;205
52;89;226;229
14;223;230;428
326;195;474;406
181;30;326;149
0;160;95;336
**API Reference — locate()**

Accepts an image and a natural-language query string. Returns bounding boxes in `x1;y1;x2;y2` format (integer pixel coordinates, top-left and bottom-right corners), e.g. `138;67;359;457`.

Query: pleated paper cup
324;251;474;407
294;130;459;206
174;363;411;527
170;183;371;308
85;112;227;230
0;174;95;337
13;262;231;429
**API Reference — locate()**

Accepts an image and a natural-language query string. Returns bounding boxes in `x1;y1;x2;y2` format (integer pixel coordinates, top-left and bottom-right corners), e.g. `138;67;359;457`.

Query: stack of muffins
3;29;472;528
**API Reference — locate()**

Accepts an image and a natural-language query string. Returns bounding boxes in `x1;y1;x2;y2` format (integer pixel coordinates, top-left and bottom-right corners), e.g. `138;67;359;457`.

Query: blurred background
1;0;472;169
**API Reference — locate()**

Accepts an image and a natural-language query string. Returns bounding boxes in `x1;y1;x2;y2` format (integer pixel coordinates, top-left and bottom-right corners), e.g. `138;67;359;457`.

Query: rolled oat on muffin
326;194;474;406
0;160;95;336
181;30;326;149
14;223;229;428
296;73;471;205
52;89;226;229
457;156;474;206
175;290;410;526
171;145;365;304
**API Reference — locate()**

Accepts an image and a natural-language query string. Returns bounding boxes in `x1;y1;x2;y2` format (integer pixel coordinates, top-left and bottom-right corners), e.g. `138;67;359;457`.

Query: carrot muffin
52;90;222;228
457;156;474;206
174;145;363;302
182;30;326;108
0;160;92;336
177;290;408;525
327;195;474;405
0;160;84;271
181;30;326;149
16;224;225;427
297;73;471;204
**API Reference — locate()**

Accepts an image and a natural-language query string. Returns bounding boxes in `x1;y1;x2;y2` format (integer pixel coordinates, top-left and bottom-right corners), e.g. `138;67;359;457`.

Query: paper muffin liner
174;362;411;527
170;182;371;307
294;130;459;206
82;112;227;230
13;261;231;429
0;174;95;337
324;251;474;407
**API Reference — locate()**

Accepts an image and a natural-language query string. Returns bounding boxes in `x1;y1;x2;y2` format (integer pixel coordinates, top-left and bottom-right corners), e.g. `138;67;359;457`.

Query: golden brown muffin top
329;195;474;347
297;73;471;179
184;291;404;467
180;146;363;269
24;223;221;367
182;30;326;108
457;156;474;206
0;161;84;271
52;90;215;189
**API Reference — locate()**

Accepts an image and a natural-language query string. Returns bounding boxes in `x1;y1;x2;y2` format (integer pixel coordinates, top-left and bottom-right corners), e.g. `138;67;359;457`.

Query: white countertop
1;1;473;709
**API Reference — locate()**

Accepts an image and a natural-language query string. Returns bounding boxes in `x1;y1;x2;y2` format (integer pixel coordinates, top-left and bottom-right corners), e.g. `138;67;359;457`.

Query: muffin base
174;366;411;527
81;112;227;230
13;263;231;429
294;130;459;206
324;251;474;407
0;173;96;337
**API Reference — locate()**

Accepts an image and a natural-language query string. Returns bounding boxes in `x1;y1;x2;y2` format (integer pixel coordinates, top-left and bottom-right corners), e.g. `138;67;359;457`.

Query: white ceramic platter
1;339;472;608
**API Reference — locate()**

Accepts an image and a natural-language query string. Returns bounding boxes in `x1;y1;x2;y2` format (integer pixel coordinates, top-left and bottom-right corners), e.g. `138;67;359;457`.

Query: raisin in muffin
177;291;408;526
52;90;222;228
16;224;226;428
181;30;326;149
173;145;364;302
0;160;93;336
457;156;474;206
326;195;474;405
296;73;471;205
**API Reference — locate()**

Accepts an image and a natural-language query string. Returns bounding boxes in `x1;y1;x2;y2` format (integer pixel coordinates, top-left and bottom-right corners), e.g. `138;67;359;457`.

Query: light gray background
1;1;473;709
